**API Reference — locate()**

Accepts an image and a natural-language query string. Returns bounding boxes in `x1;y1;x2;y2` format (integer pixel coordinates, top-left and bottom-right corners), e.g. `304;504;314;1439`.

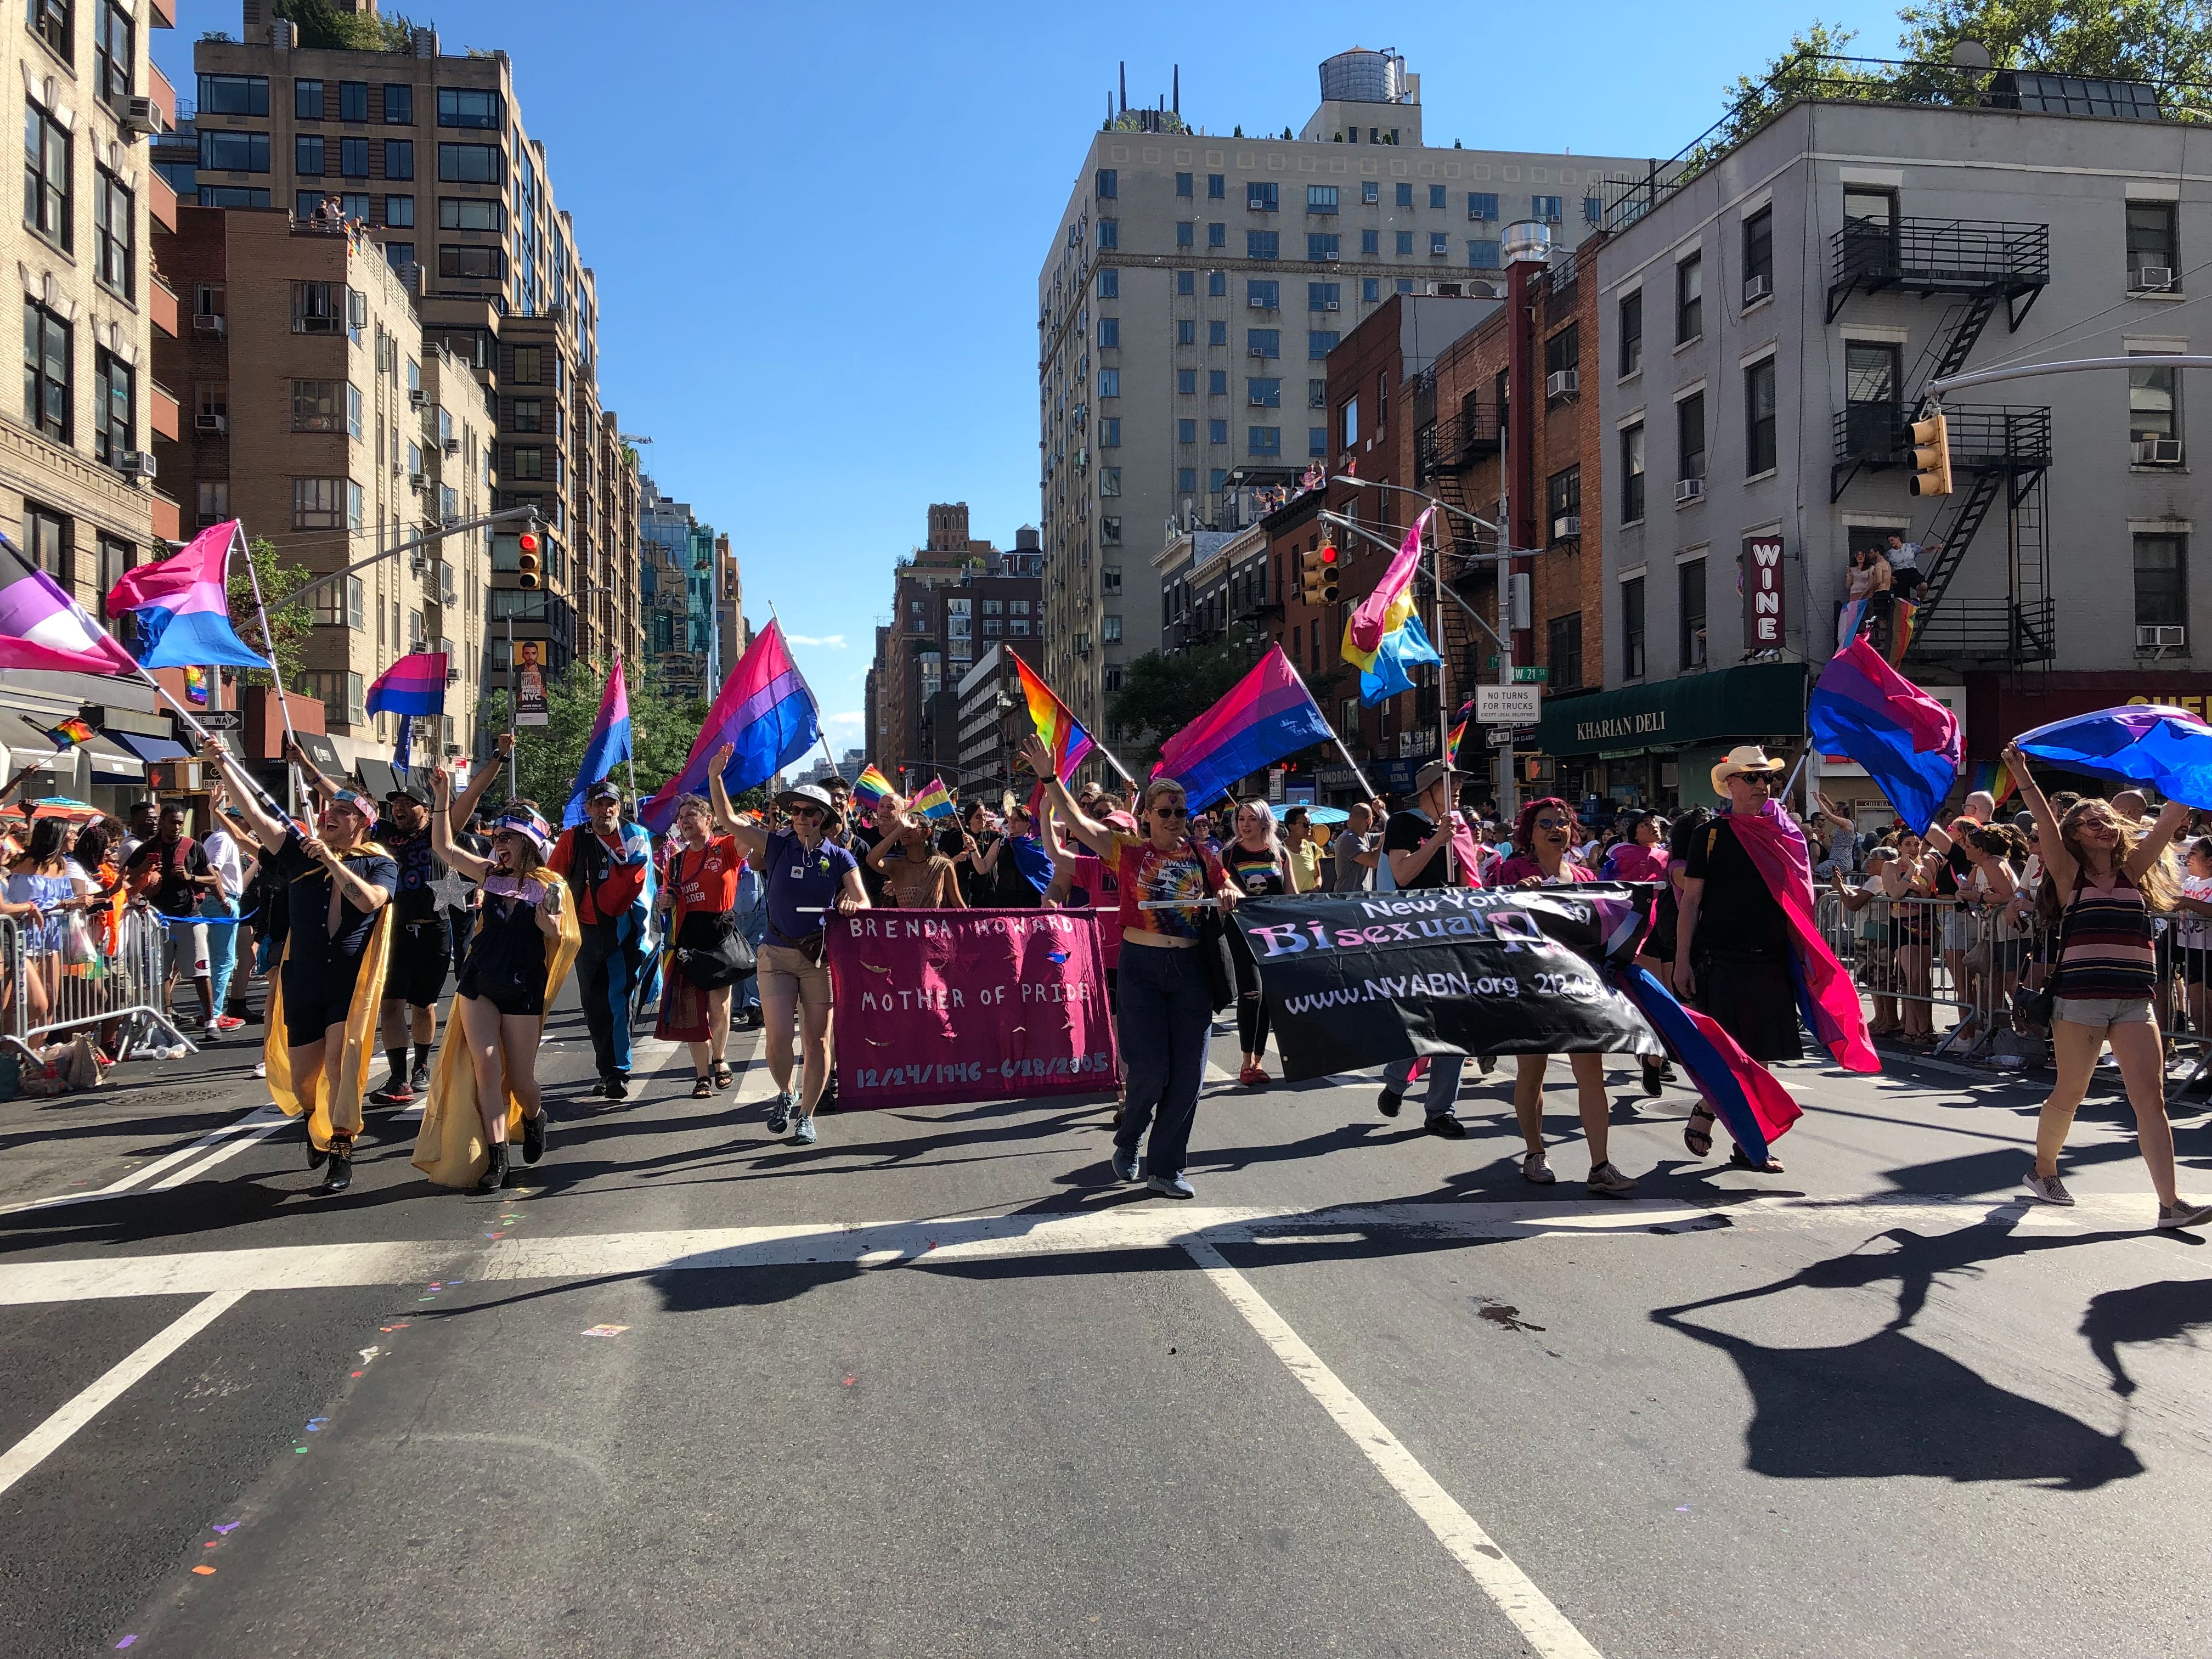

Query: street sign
1511;665;1549;684
195;709;244;732
1476;684;1542;725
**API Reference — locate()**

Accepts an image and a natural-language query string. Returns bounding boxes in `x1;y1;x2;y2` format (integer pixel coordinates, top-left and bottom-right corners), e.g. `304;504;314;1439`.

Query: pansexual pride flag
1154;645;1334;810
908;777;955;820
563;658;634;828
1341;508;1441;703
851;765;894;806
365;651;449;717
1014;654;1095;780
103;520;269;670
640;620;820;833
0;532;138;678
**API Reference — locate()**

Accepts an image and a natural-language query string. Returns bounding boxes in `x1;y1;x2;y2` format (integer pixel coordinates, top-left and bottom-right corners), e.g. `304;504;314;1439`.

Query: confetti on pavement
211;1522;239;1534
191;1565;216;1576
115;1638;136;1649
580;1324;629;1338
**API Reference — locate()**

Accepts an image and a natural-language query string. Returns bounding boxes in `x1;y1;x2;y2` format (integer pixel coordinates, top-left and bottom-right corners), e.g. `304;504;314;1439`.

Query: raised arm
202;738;291;852
2127;798;2192;884
2002;742;2073;896
283;736;340;808
450;732;514;833
427;767;492;882
1019;735;1115;857
704;742;772;861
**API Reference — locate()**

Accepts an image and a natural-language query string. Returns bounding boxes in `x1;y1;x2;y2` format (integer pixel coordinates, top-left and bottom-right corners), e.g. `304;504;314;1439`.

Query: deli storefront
1534;661;1809;812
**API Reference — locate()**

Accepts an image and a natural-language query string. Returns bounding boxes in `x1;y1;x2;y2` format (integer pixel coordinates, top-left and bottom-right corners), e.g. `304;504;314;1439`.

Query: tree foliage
1897;0;2212;85
1107;642;1251;766
271;0;416;52
223;537;314;691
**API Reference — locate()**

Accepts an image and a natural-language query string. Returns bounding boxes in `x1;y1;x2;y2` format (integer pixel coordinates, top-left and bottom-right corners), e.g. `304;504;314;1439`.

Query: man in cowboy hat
1674;745;1799;1166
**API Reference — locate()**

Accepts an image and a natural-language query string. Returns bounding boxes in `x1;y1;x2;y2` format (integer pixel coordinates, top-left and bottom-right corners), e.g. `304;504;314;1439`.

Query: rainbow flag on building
908;777;956;820
1888;597;1921;665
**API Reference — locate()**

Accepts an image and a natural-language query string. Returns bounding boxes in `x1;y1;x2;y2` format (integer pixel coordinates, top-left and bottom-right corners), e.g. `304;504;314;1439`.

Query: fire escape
1827;216;2053;665
1412;373;1505;713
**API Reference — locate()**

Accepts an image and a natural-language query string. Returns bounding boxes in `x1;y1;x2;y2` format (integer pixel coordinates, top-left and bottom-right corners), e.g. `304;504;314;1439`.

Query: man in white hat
1673;744;1797;1170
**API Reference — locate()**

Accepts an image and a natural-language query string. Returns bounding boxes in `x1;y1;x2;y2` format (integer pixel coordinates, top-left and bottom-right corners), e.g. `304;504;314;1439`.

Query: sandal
711;1060;734;1091
1729;1145;1784;1173
690;1075;713;1099
1684;1105;1716;1159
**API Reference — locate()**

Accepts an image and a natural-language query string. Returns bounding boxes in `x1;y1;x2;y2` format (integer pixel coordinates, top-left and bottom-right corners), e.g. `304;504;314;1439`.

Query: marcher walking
546;779;656;1102
1376;759;1483;1136
658;791;748;1098
1222;799;1294;1087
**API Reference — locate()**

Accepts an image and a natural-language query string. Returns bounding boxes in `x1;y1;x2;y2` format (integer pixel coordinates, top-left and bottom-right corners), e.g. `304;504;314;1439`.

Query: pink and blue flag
1614;966;1803;1165
640;620;820;833
0;531;138;677
365;651;449;718
2016;703;2212;811
1806;635;1961;834
102;520;269;671
1723;801;1878;1074
1154;644;1334;810
563;657;634;828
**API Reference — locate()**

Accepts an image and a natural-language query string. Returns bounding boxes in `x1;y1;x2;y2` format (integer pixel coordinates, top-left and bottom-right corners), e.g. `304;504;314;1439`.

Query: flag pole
764;600;839;786
1427;509;1451;776
235;524;303;814
1279;651;1378;802
618;651;640;808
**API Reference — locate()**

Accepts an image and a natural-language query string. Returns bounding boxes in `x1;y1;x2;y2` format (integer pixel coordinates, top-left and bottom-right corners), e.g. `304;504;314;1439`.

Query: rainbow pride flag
1014;654;1095;781
1446;700;1472;766
909;777;955;820
1968;758;2017;807
852;765;895;806
46;716;94;749
1887;597;1921;665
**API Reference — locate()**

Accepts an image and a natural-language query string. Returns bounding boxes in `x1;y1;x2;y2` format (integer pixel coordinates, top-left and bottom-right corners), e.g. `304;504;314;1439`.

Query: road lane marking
145;1107;289;1189
0;1290;245;1499
0;1193;2138;1306
0;1105;294;1217
1184;1238;1602;1658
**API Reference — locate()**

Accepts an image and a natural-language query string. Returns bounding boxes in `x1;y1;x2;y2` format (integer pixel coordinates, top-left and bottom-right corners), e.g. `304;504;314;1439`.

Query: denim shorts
2052;996;2156;1028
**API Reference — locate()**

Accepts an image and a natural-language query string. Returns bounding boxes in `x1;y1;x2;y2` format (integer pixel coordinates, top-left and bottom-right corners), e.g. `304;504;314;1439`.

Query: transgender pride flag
103;520;269;670
0;531;138;676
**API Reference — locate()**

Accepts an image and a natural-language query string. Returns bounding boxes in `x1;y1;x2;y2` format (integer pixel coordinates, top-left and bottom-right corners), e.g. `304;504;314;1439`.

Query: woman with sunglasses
1495;799;1639;1194
656;792;747;1099
2004;744;2211;1227
1022;734;1236;1199
707;745;868;1142
1222;798;1296;1087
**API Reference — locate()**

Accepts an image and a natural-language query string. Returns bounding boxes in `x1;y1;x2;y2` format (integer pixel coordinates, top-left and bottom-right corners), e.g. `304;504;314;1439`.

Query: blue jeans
737;905;768;1011
200;896;239;1011
1383;1053;1465;1120
1115;943;1215;1180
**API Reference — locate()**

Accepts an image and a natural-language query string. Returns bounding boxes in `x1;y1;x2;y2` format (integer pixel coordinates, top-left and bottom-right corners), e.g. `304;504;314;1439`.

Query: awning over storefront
1964;672;2212;760
355;757;400;800
0;713;68;766
1536;661;1810;757
111;730;189;765
295;732;345;777
82;733;143;779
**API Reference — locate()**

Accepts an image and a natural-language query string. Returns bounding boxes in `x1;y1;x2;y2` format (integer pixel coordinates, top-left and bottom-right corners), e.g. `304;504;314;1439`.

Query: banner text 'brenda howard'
825;908;1118;1110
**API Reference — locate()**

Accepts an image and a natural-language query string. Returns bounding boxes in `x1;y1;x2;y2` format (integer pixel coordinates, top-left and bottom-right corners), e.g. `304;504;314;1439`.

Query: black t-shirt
274;827;399;962
844;825;887;905
944;826;1001;908
1382;810;1454;889
124;834;213;917
1681;817;1791;960
378;823;451;923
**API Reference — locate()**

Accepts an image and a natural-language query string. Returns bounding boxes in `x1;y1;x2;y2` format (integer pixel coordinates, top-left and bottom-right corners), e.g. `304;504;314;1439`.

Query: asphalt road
2;980;2209;1658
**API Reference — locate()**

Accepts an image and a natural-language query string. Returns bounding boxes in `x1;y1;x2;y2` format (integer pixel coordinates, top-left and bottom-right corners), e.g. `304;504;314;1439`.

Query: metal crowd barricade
0;900;198;1070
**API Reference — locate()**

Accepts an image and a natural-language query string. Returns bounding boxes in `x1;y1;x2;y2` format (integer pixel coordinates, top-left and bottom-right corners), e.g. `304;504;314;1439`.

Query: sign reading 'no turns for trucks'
1476;684;1542;726
1742;535;1786;651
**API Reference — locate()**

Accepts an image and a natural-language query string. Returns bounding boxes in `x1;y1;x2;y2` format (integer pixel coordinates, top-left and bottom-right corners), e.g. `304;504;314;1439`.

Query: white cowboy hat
1709;743;1787;795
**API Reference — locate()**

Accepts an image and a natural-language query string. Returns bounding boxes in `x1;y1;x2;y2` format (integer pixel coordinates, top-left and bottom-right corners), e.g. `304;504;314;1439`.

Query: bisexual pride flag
563;657;635;828
641;620;820;833
1807;636;1960;834
103;520;269;671
0;532;138;678
1155;644;1334;810
365;651;449;718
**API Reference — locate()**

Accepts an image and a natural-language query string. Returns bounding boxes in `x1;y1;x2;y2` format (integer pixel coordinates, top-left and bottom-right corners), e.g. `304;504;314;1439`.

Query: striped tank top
2057;867;2157;998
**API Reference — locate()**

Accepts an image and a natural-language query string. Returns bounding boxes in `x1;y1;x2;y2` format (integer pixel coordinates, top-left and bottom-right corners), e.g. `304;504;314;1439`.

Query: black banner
1233;884;1662;1083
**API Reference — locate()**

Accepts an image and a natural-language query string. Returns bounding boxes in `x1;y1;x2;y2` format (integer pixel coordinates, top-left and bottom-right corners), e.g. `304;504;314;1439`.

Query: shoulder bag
1188;838;1236;1012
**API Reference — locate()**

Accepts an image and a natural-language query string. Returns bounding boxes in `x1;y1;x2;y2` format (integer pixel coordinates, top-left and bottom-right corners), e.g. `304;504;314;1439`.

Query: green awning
1535;661;1810;757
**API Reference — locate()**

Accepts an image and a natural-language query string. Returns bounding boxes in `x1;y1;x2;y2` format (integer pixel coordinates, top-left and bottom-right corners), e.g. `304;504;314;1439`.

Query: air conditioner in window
1249;346;1273;358
1545;368;1579;399
1247;295;1270;308
1552;515;1582;539
1324;300;1341;311
408;472;425;492
408;388;426;407
2140;624;2187;648
118;95;159;138
445;666;461;685
1742;274;1771;303
2133;437;2184;464
118;451;156;481
191;312;225;336
2135;265;2175;292
443;437;460;455
1676;476;1705;504
194;413;227;433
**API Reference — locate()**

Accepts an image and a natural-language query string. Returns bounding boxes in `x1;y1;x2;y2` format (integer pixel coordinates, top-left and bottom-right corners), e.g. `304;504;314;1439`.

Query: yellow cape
410;888;581;1188
265;844;396;1153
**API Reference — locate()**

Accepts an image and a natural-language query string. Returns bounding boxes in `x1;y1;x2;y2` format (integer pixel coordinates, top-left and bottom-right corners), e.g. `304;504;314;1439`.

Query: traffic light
1909;409;1953;498
1301;541;1341;605
1317;542;1339;603
516;529;541;589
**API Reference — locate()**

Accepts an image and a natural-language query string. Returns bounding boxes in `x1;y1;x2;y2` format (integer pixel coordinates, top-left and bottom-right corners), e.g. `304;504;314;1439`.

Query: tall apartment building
153;206;490;764
1587;67;2212;811
637;476;723;702
4;0;177;620
1036;48;1644;734
187;2;640;685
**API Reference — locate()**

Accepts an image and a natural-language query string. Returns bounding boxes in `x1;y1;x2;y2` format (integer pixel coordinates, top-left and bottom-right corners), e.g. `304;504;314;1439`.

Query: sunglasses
1152;805;1190;819
1534;818;1571;831
788;805;826;819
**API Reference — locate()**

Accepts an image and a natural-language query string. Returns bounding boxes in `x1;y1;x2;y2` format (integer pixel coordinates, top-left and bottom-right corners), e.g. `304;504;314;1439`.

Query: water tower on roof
1302;48;1421;145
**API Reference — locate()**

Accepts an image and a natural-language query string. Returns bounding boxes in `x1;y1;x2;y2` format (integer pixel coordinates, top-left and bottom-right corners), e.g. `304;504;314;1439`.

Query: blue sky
160;1;1909;746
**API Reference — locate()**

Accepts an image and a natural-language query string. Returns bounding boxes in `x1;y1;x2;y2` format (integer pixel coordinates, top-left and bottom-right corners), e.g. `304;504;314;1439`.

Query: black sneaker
319;1136;354;1194
1423;1115;1468;1139
1641;1057;1664;1098
606;1075;629;1102
584;1078;611;1100
521;1110;547;1164
306;1135;329;1171
817;1077;840;1115
369;1079;415;1106
476;1142;509;1194
1377;1087;1404;1118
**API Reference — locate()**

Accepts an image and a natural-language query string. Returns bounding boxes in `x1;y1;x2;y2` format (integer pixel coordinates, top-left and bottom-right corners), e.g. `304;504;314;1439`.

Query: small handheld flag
47;716;94;749
639;620;821;834
908;777;956;820
563;658;635;829
852;765;895;806
1013;656;1096;780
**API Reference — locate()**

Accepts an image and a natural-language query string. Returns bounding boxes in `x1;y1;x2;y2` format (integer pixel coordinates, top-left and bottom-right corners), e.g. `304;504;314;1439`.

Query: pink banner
826;909;1119;1108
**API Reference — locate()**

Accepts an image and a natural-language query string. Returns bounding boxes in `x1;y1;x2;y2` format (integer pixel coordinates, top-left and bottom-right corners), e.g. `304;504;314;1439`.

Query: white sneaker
2155;1199;2212;1229
253;1060;267;1078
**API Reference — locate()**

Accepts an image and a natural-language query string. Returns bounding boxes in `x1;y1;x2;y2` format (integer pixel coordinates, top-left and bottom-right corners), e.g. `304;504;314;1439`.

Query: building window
1178;418;1197;443
1102;615;1123;643
1545;326;1579;396
1209;270;1227;297
1430;232;1449;257
437;87;504;129
383;193;415;228
295;77;327;119
196;478;230;530
340;137;369;177
1467;239;1500;269
1307;426;1326;458
1101;566;1121;594
1101;465;1121;496
1468;191;1499;221
1210;468;1228;492
1177;466;1197;492
1355;229;1376;257
1361;276;1380;302
1584;195;1604;224
512;447;544;479
1676;253;1703;343
439;244;502;279
383;241;415;270
292;477;349;530
1097;268;1118;299
1677;391;1706;481
1307;184;1338;213
1096;218;1117;249
1249;377;1280;407
24;98;70;249
438;143;502;183
1308;330;1339;359
383;139;414;179
512;346;541;383
199;185;272;207
292;281;343;332
1094;167;1117;199
1248;180;1278;211
198;130;270;172
1361;180;1380;205
346;381;363;439
1101;516;1122;545
1208;222;1226;249
383;83;413;123
1101;417;1120;447
1679;558;1707;669
296;134;326;176
2130;356;2180;444
197;74;269;115
1745;358;1778;474
93;170;132;298
92;348;131;465
1176;269;1195;296
1622;575;1646;678
22;301;69;443
31;0;69;56
2128;201;2178;289
510;397;542;432
1247;279;1279;309
2135;533;2187;631
1098;368;1119;397
1742;206;1774;297
1098;316;1120;347
1177;368;1196;394
1532;195;1563;223
338;80;368;121
1175;171;1193;198
24;502;68;585
1209;419;1228;444
1176;319;1195;347
292;378;343;432
1209;173;1226;199
1429;184;1446;210
94;0;131;104
1547;612;1583;689
1394;230;1414;256
1248;230;1279;259
1546;466;1581;537
1621;422;1645;522
1248;328;1280;358
439;196;502;231
1210;369;1228;394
